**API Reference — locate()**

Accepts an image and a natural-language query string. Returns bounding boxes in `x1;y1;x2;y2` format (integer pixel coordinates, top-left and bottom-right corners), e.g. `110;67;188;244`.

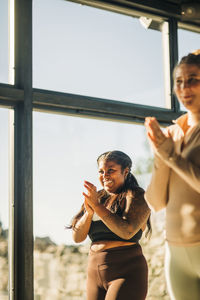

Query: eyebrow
176;73;199;79
188;73;199;76
98;164;117;169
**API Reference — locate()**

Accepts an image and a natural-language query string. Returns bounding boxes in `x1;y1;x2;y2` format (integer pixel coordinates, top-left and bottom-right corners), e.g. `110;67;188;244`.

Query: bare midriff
90;240;136;252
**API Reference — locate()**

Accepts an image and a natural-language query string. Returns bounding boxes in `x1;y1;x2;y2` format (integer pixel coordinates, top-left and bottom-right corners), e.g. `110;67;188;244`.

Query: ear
124;167;129;178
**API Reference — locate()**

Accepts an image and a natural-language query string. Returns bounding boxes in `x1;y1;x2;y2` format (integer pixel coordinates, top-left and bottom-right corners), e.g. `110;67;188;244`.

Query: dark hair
97;150;139;192
97;150;132;172
67;150;151;237
173;50;200;79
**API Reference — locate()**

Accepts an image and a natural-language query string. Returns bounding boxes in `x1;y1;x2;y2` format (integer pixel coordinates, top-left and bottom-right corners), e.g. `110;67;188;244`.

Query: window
33;0;166;107
33;112;151;299
0;108;9;300
178;27;200;58
0;0;9;84
178;27;200;111
1;1;199;299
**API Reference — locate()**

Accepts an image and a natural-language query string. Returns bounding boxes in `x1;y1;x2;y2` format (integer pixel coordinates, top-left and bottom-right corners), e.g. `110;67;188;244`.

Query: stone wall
0;213;170;300
0;222;8;300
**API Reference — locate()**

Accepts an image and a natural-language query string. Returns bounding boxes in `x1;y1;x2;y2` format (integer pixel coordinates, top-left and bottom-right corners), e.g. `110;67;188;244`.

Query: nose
101;171;110;178
182;81;189;89
180;80;191;89
104;172;109;177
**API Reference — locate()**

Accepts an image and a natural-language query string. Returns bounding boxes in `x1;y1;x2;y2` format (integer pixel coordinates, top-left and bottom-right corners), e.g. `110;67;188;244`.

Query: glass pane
0;0;9;83
178;28;200;111
178;28;200;58
33;112;168;300
0;108;9;300
33;0;165;107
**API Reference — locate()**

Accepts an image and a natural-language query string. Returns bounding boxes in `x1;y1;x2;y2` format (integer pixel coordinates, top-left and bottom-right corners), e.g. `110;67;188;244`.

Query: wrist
85;210;93;218
94;204;110;218
156;138;174;160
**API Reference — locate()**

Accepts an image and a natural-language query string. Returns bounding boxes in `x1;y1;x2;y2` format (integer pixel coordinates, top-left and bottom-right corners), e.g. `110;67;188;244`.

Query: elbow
72;232;86;244
144;193;166;212
115;229;133;240
121;225;140;240
149;203;166;212
73;237;85;243
73;237;83;243
123;233;134;240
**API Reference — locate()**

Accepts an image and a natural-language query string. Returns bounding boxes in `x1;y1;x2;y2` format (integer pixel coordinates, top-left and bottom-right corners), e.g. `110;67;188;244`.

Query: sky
0;0;200;245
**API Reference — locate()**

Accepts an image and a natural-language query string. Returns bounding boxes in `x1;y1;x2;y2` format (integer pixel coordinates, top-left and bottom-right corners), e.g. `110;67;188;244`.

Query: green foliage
134;156;154;175
134;128;154;175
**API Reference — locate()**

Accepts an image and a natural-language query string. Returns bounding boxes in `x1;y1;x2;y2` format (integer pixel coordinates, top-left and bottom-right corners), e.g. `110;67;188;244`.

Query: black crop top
88;192;143;243
88;220;142;243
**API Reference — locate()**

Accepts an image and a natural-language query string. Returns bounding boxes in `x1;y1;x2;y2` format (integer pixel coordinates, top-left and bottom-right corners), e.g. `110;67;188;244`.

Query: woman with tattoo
68;150;151;300
145;50;200;300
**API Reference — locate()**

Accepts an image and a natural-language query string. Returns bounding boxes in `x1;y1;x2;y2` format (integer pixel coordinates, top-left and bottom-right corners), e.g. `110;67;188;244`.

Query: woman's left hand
83;180;99;210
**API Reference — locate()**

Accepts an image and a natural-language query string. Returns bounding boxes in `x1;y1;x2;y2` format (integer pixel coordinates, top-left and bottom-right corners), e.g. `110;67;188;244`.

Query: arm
72;200;93;243
145;154;170;211
156;138;200;193
83;181;150;240
144;117;171;211
145;116;200;194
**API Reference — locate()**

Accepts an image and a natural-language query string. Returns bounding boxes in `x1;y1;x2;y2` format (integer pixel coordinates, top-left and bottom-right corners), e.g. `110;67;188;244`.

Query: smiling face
98;159;129;194
174;64;200;113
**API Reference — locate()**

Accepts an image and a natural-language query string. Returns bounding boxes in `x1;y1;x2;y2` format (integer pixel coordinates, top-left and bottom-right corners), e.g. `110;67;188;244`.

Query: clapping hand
145;117;168;149
83;180;99;211
84;199;94;216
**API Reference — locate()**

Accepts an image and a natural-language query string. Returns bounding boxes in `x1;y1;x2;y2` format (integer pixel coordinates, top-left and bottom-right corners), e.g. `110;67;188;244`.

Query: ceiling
96;0;200;27
69;0;200;28
156;0;200;26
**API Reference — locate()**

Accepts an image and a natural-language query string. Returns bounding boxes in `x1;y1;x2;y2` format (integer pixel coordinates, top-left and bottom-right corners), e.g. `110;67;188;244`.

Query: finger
145;116;155;124
84;180;96;188
148;122;164;139
145;118;159;133
84;180;94;185
165;130;171;138
147;132;158;145
83;192;89;199
83;184;94;194
146;117;159;127
84;181;97;191
149;121;160;132
145;117;153;128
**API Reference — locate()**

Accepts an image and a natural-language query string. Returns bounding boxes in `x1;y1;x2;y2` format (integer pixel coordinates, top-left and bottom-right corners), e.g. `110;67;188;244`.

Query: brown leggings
86;244;148;300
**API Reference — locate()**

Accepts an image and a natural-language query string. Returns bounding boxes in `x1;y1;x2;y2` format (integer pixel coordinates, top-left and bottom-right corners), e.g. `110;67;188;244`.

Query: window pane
33;112;169;300
178;28;200;58
0;108;9;300
33;0;165;107
0;0;9;83
178;28;200;111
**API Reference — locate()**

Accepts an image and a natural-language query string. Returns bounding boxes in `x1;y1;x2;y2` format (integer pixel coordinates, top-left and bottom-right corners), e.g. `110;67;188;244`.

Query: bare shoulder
127;187;145;203
125;187;150;217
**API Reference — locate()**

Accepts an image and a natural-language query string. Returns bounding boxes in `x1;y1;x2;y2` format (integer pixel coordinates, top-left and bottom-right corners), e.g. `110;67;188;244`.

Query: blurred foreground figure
145;50;200;300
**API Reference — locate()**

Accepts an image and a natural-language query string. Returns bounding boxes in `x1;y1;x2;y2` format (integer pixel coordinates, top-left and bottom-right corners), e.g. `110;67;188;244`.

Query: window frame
0;1;199;300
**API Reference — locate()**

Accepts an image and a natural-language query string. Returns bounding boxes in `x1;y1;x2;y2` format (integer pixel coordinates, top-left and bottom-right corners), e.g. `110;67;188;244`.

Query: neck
188;111;200;127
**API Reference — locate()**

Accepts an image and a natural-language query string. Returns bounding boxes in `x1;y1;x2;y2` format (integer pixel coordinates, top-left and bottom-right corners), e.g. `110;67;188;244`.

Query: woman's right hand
72;199;94;243
145;117;167;148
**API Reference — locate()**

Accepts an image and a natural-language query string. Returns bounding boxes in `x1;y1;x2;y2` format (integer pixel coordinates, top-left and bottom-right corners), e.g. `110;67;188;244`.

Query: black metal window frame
0;1;199;300
0;1;188;125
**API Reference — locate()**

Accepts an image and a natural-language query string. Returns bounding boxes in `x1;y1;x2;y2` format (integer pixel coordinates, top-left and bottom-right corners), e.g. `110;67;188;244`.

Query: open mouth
103;180;113;185
182;95;194;105
183;98;193;105
182;94;193;100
